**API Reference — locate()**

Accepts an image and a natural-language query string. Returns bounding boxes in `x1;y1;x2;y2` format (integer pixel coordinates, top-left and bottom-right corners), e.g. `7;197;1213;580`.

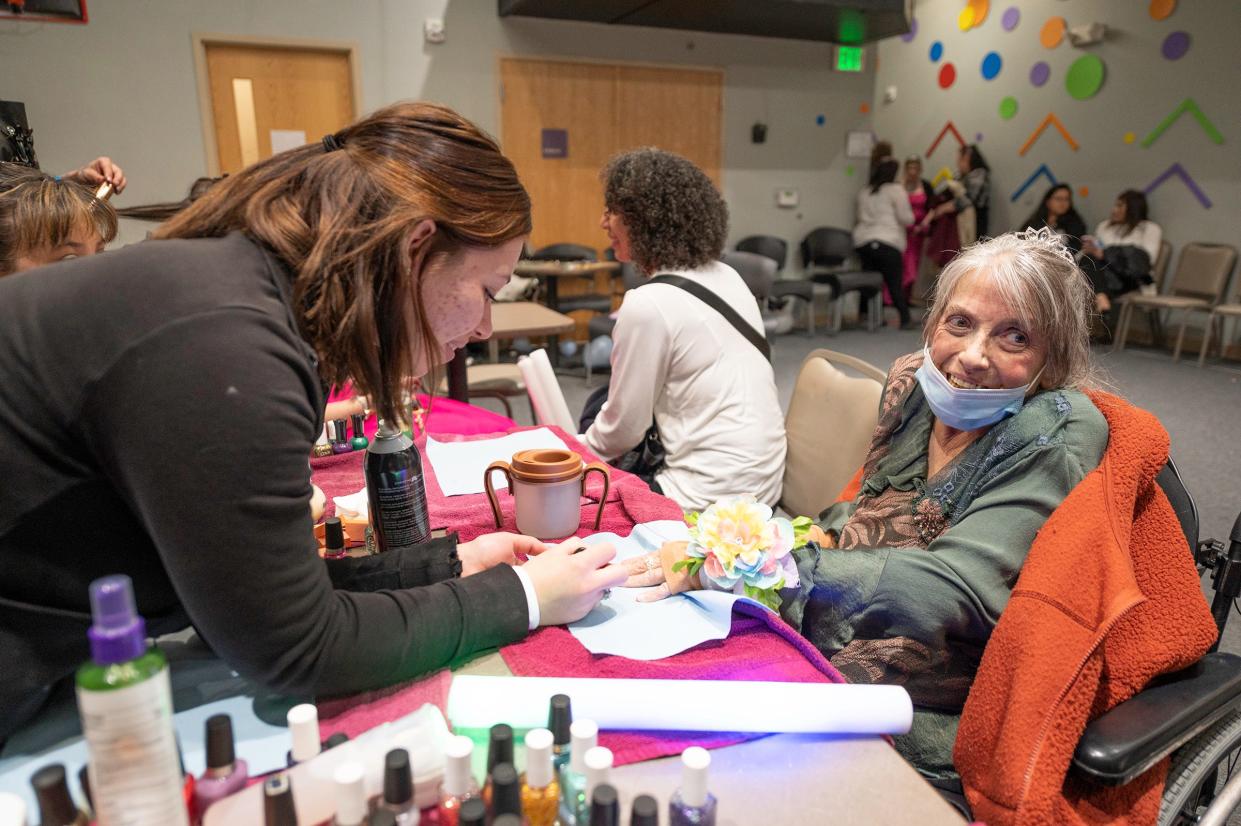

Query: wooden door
204;43;355;175
499;57;723;254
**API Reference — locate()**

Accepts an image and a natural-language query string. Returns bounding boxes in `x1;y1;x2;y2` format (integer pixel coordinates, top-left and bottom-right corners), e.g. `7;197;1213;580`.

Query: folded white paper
425;427;568;496
332;486;369;521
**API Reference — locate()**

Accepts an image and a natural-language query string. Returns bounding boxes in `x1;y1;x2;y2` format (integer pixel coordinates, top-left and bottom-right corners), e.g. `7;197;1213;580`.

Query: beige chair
779;349;886;520
437;363;532;422
1111;240;1173;346
1198;303;1241;366
1113;243;1238;360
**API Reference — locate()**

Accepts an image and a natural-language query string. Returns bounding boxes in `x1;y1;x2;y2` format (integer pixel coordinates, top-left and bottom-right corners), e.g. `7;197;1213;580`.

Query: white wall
1;0;877;269
873;0;1241;254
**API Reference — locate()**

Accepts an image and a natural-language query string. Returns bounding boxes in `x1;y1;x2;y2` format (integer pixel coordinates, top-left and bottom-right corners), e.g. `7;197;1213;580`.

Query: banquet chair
517;348;577;434
1112;243;1238;359
778;349;885;520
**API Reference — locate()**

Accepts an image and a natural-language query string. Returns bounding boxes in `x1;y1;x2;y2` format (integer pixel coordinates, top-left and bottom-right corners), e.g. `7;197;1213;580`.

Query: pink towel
320;392;516;441
310;423;845;765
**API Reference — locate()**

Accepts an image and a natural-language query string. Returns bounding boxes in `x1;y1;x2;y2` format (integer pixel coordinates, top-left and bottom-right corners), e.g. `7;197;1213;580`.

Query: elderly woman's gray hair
601;148;728;274
923;228;1095;390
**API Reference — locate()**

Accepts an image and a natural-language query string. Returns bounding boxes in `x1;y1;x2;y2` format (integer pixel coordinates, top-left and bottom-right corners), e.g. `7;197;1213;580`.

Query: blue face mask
915;347;1043;431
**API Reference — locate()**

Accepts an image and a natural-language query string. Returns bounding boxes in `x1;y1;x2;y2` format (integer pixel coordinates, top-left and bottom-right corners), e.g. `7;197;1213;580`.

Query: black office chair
736;235;789;271
935;458;1241;825
584;257;643;383
800;227;885;333
720;251;786;338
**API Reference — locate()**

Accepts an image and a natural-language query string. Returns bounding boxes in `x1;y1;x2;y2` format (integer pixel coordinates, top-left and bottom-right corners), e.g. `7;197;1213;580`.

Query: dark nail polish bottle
193;714;249;817
380;748;418;824
490;763;521;818
332;418;353;454
588;783;619;826
549;694;573;773
324;517;347;560
458;797;487;826
630;794;658;826
263;774;297;826
350;413;369;450
31;764;88;826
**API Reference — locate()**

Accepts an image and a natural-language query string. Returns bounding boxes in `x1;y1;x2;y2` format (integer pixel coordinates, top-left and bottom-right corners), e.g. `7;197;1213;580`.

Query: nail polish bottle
457;797;487;826
558;719;597;826
286;703;321;766
579;746;613;826
493;816;521;826
333;762;369;826
324;732;350;750
380;748;419;824
0;792;27;826
668;747;716;826
437;735;479;826
314;423;334;458
588;783;619;826
369;811;397;826
193;714;249;817
350;413;369;450
324;517;348;560
31;764;88;826
521;728;560;826
548;694;573;773
263;774;297;826
630;794;658;826
332;418;353;454
489;763;521;819
481;723;514;807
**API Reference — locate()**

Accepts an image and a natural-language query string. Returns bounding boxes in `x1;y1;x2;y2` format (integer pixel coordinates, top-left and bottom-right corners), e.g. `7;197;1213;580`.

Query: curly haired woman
582;147;786;510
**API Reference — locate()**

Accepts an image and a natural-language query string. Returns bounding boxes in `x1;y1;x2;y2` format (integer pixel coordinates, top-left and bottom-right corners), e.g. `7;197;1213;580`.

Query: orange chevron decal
1018;113;1080;156
925;121;967;159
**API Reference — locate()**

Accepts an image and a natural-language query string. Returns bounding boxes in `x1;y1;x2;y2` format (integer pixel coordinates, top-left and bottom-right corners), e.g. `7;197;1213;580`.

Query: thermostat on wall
776;189;800;208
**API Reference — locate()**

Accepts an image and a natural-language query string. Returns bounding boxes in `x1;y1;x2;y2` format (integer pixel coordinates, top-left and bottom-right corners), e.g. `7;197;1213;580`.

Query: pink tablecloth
311;422;845;766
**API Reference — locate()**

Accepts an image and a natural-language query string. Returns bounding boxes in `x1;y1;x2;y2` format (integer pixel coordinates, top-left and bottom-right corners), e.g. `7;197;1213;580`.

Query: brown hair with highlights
0;162;118;276
154;102;532;425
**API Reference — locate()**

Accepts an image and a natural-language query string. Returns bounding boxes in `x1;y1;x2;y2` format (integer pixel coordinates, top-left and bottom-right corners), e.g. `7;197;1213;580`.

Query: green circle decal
1065;54;1105;100
999;96;1018;120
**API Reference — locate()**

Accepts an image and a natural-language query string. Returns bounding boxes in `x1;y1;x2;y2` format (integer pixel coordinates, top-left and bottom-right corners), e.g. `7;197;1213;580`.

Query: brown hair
0;162;118;276
154;102;532;425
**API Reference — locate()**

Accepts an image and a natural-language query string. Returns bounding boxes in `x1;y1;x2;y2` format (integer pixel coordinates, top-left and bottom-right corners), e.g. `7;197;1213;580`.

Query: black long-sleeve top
0;232;528;739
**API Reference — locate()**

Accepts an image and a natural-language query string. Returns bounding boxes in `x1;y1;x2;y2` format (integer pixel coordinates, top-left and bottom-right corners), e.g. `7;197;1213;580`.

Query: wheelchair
938;459;1241;825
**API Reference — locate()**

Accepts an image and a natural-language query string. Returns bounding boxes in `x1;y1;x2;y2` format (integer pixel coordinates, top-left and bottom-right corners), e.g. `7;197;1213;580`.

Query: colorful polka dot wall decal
846;165;855;176
1065;54;1105;100
1162;31;1190;60
968;0;989;27
1030;61;1051;87
1040;17;1065;48
999;96;1018;120
930;41;944;62
816;114;826;126
1123;131;1136;144
902;18;918;42
1149;0;1176;21
1001;6;1020;31
939;63;957;89
981;52;1002;80
860;102;871;114
975;132;984;142
1078;186;1089;198
958;7;975;31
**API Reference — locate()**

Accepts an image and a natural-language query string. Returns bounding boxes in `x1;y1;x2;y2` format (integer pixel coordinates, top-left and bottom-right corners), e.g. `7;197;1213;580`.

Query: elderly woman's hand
621;540;704;603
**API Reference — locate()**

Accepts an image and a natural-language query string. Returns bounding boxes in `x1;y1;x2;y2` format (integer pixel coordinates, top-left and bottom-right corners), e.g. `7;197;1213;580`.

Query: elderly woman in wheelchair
626;229;1225;824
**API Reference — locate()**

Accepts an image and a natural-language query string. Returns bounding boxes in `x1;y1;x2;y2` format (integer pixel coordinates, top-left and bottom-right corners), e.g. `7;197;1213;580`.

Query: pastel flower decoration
676;496;813;611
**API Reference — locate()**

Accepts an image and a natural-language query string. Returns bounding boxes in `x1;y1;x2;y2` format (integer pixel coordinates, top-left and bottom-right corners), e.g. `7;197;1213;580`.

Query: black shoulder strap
644;274;771;361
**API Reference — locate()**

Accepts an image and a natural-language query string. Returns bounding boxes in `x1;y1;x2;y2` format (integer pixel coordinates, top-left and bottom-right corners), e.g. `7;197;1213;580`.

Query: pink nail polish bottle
193;715;248;816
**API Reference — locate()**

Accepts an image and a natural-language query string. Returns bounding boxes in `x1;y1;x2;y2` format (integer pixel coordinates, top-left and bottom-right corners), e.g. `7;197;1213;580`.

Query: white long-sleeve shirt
853;182;915;252
584;261;787;510
1093;219;1162;262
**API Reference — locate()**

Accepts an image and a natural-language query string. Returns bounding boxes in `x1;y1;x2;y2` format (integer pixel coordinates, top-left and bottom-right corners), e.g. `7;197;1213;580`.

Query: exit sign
835;45;864;72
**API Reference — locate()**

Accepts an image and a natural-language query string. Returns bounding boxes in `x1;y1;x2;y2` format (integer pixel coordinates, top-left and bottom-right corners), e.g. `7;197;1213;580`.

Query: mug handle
484;461;514;529
582;462;611;531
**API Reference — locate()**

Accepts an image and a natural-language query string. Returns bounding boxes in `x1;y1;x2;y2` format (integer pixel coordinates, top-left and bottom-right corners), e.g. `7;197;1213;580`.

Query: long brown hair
0;162;118;276
154;102;531;424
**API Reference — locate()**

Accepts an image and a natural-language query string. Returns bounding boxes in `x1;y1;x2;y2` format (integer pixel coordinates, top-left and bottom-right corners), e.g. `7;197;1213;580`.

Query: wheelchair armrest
1072;652;1241;786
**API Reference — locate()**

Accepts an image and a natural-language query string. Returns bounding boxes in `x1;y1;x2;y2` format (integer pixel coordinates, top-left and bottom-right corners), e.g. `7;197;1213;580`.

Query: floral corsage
671;496;815;610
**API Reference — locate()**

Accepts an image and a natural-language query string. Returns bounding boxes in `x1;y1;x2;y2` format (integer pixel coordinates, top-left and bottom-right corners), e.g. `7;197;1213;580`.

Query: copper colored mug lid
509;448;583;483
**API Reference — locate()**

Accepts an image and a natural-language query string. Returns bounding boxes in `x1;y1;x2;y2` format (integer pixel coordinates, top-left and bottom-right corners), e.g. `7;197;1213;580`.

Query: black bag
0;101;38;168
1102;245;1153;295
577;272;771;486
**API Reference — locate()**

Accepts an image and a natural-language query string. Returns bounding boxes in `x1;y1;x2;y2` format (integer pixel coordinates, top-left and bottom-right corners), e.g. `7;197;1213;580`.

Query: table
446;302;575;402
512;260;622;316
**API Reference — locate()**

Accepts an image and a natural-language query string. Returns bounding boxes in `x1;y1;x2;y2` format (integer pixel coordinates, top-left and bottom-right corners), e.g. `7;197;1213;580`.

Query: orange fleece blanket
952;390;1217;825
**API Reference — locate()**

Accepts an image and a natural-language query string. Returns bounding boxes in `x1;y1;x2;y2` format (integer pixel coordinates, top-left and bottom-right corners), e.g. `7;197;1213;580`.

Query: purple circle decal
975;133;984;142
1162;31;1190;61
902;18;918;42
1002;7;1020;31
1030;61;1051;87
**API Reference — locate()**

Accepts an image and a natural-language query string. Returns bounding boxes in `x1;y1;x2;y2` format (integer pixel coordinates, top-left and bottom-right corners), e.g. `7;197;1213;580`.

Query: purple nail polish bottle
668;747;716;826
193;715;248;816
332;418;353;454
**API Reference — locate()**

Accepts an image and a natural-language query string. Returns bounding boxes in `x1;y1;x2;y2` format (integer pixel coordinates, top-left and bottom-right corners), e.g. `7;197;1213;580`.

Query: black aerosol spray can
365;419;431;552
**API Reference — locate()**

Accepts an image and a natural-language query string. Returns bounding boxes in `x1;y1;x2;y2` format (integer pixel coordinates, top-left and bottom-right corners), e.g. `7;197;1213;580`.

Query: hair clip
321;133;344;152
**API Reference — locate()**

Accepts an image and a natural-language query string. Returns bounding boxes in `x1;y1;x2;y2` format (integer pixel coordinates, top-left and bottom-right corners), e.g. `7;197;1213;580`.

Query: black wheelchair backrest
1155;457;1199;552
